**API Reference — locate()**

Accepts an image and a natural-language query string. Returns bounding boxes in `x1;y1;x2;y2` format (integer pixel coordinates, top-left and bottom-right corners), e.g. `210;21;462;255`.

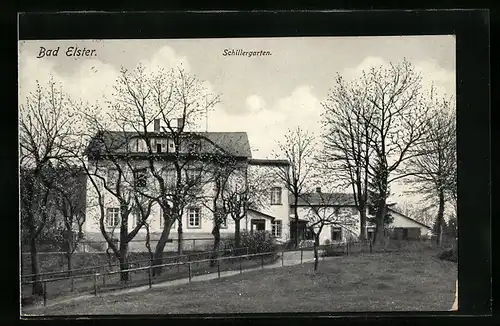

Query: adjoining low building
289;188;433;246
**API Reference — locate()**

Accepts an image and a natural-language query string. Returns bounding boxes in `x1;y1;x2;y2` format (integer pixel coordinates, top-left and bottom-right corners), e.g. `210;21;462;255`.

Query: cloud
139;45;191;76
245;95;266;113
343;56;455;99
18;44;197;109
208;85;322;159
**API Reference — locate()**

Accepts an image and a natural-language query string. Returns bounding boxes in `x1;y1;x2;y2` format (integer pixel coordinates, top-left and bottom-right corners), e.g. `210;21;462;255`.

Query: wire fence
21;237;230;254
21;246;251;280
21;242;353;306
21;237;450;307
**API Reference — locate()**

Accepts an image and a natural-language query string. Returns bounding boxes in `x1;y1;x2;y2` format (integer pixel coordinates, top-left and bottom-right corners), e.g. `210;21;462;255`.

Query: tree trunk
29;236;43;296
313;235;319;271
359;204;367;240
152;222;172;276
293;195;299;248
210;225;221;267
234;218;241;249
372;198;387;248
436;190;445;247
66;253;72;277
177;218;183;255
119;241;129;282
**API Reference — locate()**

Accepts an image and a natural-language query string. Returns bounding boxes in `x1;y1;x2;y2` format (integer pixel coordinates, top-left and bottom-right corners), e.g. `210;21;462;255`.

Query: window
168;141;175;153
186;169;200;185
106;208;120;227
331;227;342;241
132;207;143;226
106;168;118;187
271;220;282;237
188;141;201;153
187;207;201;228
155;139;167;153
134;168;147;188
270;187;282;205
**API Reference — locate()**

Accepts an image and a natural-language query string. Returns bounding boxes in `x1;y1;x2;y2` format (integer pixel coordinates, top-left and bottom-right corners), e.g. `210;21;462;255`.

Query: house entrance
250;219;265;233
290;220;312;241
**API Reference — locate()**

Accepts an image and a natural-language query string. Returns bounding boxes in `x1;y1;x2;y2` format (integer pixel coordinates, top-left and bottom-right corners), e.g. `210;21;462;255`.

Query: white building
82;124;290;252
80;122;431;252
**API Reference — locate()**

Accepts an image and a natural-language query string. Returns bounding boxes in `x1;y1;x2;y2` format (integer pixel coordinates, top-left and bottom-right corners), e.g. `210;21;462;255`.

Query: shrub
438;245;457;263
240;230;278;254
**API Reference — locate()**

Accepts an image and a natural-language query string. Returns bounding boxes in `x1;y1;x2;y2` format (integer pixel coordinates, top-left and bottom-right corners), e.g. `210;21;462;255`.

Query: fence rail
22;241;355;306
21;246;251;280
23;238;441;307
21;237;232;254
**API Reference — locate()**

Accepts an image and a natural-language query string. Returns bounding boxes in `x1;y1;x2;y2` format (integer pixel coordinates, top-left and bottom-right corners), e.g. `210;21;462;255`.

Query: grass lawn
24;250;457;315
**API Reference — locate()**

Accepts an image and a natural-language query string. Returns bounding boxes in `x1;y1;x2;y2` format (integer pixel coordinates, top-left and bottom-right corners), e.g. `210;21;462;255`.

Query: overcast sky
18;36;455;205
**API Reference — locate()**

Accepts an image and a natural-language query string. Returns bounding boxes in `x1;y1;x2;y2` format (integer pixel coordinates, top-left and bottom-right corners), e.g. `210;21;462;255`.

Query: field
23;250;457;315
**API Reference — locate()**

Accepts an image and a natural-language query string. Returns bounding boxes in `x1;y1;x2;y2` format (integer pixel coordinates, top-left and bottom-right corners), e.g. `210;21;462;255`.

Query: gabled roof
86;131;252;158
247;208;276;221
387;207;432;230
289;192;355;206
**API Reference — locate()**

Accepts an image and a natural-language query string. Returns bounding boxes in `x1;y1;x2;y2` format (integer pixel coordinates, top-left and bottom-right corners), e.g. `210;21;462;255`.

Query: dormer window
134;168;148;188
188;141;201;153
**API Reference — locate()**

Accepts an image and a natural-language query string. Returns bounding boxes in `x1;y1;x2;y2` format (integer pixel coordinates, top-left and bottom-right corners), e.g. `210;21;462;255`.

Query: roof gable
86;131;252;158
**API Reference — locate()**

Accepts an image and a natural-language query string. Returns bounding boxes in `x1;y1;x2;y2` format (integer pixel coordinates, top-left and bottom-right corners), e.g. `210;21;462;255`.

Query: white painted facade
290;205;433;246
83;157;291;251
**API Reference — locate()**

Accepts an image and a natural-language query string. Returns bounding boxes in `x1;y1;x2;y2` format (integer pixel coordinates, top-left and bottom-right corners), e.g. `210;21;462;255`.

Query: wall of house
291;206;359;245
387;210;432;237
84;159;291;251
245;164;290;243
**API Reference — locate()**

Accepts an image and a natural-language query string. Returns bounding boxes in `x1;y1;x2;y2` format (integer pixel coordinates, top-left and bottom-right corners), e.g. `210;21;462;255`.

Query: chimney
154;119;160;132
316;187;321;193
177;118;185;131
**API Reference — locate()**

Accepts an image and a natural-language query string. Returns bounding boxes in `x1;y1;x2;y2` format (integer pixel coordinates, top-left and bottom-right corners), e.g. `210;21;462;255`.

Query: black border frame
14;9;491;322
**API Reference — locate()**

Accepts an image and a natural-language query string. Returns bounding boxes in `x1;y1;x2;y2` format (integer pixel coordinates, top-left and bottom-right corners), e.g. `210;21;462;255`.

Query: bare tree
51;165;87;274
299;187;358;271
201;156;234;266
19;80;77;296
406;97;456;246
321;74;376;240
274;127;315;248
110;65;220;274
80;113;155;281
224;165;273;248
359;60;430;246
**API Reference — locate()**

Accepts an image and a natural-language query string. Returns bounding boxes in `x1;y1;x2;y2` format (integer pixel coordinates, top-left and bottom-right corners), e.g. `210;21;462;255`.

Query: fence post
239;256;242;274
188;262;192;282
43;281;47;306
300;248;303;264
370;240;373;253
281;250;284;266
93;270;97;296
217;259;221;279
102;266;106;286
148;264;152;289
